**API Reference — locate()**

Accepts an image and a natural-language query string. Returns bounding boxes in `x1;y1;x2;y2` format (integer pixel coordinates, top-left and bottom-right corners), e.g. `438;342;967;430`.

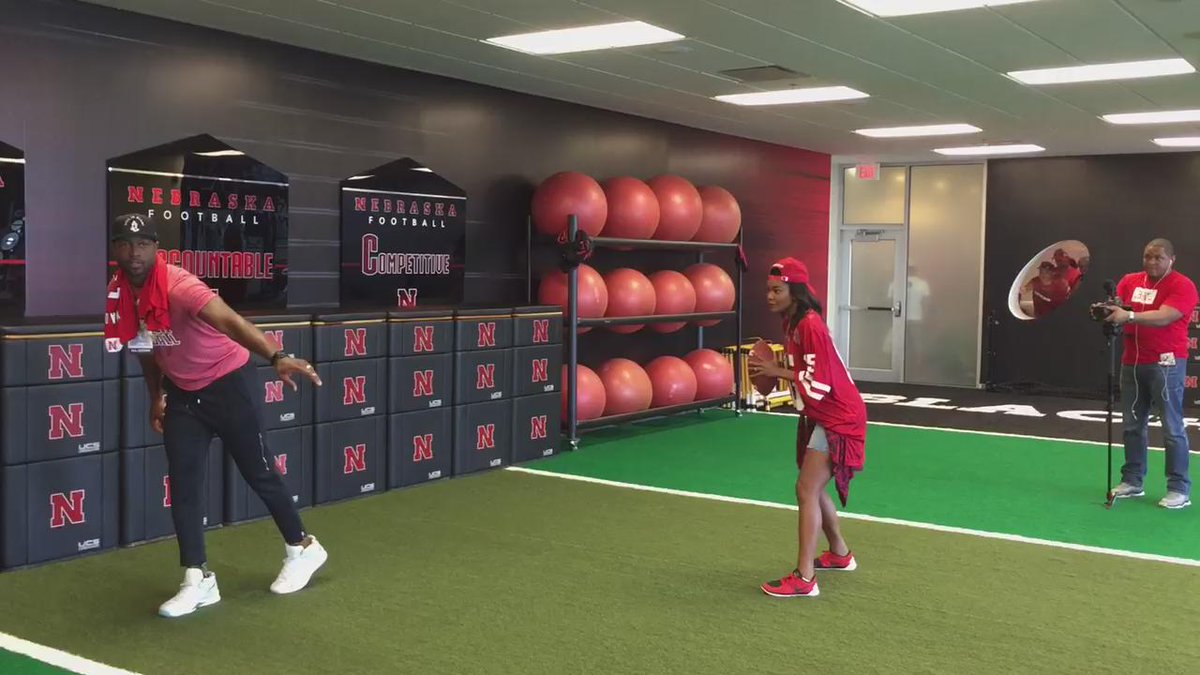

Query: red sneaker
761;570;819;598
814;550;857;571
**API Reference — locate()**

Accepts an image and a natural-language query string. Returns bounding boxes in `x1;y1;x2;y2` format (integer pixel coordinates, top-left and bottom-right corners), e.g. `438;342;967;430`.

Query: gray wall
1;0;830;354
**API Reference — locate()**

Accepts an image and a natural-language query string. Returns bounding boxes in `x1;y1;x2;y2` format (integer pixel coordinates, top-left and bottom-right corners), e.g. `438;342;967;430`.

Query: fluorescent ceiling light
855;123;981;138
1101;109;1200;125
1008;58;1194;85
1153;137;1200;148
714;86;869;106
934;143;1044;156
0;157;24;164
193;150;244;157
838;0;1041;18
484;21;684;55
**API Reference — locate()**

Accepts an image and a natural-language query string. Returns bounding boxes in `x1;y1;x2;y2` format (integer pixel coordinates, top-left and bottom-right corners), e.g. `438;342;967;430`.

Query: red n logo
48;403;84;440
343;444;367;474
344;328;367;357
476;364;495;390
476;424;495;450
532;319;549;344
47;344;84;380
266;330;284;351
413;434;434;462
274;454;288;476
49;490;86;528
414;326;435;353
163;476;172;508
530;415;548;440
264;380;285;403
1191;337;1198;351
397;288;419;309
531;358;549;383
1188;376;1198;389
413;370;435;397
343;376;367;405
477;322;496;348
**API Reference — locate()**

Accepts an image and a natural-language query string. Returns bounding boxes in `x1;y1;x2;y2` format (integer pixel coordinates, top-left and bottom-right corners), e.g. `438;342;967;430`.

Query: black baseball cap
111;213;158;242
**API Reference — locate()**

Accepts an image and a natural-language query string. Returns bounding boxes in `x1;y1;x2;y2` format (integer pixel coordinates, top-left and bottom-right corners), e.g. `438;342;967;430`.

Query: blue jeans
1121;361;1191;495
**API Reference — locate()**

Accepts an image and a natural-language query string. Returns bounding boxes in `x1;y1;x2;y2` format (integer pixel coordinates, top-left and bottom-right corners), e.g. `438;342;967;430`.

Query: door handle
892;301;902;317
842;305;895;312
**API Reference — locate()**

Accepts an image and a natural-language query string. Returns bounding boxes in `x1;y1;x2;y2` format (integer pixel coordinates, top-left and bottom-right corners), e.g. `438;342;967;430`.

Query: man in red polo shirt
106;213;329;617
1103;238;1198;509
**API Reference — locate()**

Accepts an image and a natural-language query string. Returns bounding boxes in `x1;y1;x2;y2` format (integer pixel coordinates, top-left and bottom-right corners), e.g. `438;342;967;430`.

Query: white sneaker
1110;482;1145;499
1159;492;1191;509
159;568;220;618
270;536;328;595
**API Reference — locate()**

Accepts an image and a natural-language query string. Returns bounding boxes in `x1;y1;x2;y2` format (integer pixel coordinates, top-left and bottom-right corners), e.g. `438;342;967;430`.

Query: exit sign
855;163;880;180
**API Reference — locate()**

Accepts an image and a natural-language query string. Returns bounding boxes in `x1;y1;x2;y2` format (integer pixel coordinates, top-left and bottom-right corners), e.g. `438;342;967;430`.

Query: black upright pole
734;232;743;415
567;214;579;450
1105;328;1118;508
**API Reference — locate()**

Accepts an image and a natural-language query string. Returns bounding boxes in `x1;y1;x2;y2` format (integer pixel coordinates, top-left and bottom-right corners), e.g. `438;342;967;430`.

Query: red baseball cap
769;257;809;284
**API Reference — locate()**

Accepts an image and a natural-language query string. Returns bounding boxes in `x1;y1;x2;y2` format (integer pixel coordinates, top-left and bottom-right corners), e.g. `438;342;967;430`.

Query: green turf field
1;411;1198;674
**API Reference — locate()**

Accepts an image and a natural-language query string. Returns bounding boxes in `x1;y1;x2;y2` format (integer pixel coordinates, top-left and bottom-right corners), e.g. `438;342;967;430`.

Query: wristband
1128;311;1136;324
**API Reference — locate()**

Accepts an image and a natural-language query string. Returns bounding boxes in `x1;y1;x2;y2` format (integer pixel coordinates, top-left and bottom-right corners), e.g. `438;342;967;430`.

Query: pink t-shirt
137;264;249;391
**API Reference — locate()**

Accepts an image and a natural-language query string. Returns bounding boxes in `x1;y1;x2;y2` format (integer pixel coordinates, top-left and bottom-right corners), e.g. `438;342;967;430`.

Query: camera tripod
1103;320;1121;509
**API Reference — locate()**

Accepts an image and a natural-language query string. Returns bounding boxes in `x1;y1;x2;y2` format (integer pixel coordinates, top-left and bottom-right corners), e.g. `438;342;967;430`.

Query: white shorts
808;424;829;453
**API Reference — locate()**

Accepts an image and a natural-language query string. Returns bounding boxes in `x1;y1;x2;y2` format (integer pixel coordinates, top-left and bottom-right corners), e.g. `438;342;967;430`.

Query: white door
837;228;906;382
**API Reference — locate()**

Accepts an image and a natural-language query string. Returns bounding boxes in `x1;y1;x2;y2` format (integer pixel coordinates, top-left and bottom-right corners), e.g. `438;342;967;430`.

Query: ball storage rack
527;214;744;450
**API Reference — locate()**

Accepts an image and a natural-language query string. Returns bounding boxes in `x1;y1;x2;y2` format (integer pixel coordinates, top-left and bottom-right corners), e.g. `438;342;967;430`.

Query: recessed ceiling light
1153;137;1200;148
1101;109;1200;125
714;86;869;106
484;21;684;55
838;0;1042;18
933;143;1045;156
855;123;981;138
1007;58;1194;85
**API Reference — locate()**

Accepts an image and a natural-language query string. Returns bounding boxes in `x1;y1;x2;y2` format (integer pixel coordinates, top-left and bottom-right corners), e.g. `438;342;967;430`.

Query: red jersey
784;311;867;505
1116;270;1199;366
1030;277;1070;317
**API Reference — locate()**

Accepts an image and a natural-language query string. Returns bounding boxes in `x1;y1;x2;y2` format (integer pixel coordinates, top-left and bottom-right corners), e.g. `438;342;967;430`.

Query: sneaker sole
761;585;820;598
815;559;857;572
1114;491;1144;499
158;589;220;618
270;548;329;595
1161;500;1191;509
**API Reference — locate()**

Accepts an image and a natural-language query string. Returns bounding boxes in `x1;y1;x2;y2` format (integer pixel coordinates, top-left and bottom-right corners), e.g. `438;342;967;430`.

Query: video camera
1089;279;1132;339
1089;279;1131;322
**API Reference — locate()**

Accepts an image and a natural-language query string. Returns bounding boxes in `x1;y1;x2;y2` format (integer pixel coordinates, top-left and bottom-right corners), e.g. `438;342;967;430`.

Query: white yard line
507;466;1200;568
0;632;141;675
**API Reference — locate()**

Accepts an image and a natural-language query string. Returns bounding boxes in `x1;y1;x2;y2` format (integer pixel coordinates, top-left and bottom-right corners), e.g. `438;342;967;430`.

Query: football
750;338;779;396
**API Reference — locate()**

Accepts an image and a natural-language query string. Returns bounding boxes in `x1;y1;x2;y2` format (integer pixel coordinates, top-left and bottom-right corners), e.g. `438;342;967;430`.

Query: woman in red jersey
748;257;867;598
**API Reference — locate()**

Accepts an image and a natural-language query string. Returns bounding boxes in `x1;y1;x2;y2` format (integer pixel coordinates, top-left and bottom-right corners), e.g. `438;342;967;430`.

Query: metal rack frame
528;214;744;450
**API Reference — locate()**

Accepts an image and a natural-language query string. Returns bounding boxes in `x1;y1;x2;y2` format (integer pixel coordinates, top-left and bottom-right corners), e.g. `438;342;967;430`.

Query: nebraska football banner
339;158;465;309
0;141;25;309
106;135;289;309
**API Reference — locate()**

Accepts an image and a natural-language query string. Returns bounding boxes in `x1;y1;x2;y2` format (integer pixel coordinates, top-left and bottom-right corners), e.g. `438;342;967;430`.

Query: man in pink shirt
108;214;328;618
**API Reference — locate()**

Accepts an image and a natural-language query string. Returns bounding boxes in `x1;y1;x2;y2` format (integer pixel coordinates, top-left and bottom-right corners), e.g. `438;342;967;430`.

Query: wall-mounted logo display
0;141;25;312
340;158;465;309
106;134;288;309
1008;240;1090;320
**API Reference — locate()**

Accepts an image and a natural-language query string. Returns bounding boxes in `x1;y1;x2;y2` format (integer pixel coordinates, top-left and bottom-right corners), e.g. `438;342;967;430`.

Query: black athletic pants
163;362;306;567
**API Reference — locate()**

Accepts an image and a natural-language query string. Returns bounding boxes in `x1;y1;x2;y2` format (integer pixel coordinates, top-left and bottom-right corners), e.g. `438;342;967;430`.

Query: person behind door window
1104;238;1198;509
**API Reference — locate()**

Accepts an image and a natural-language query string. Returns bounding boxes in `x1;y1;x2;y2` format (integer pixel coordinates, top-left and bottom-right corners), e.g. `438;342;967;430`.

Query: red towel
796;416;865;507
104;262;170;346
